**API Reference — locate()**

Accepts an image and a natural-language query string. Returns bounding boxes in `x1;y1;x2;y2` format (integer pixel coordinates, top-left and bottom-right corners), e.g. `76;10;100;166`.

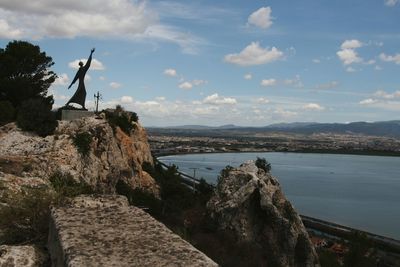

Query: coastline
154;148;400;158
155;152;400;245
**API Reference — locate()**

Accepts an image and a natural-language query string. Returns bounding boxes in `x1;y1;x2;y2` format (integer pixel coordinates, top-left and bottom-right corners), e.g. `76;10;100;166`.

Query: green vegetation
0;100;15;126
49;171;93;197
0;40;57;135
343;232;376;267
0;171;93;245
104;105;139;135
115;179;162;217
319;251;341;267
16;98;58;137
0;186;55;245
0;40;56;108
72;132;92;156
255;157;271;173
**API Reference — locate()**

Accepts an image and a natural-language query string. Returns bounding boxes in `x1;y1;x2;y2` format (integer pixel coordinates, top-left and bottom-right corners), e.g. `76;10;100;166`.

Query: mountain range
153;120;400;138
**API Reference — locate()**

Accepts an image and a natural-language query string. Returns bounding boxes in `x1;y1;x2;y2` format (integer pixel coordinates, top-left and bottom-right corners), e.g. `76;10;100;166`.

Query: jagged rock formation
0;245;47;266
0;117;158;196
207;161;320;267
48;195;218;267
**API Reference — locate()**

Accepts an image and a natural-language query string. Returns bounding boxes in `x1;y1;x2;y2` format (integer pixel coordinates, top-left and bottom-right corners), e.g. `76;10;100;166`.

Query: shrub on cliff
0;100;15;126
49;171;93;197
104;105;139;134
72;132;92;156
16;98;58;137
255;157;271;173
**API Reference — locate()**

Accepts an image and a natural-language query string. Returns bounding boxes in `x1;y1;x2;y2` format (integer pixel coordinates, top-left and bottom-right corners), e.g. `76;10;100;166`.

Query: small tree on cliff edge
0;40;56;108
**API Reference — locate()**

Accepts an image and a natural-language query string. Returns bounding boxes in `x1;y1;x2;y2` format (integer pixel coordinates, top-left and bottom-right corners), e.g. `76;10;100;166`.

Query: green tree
255;157;271;173
0;40;56;108
17;98;58;137
0;100;15;126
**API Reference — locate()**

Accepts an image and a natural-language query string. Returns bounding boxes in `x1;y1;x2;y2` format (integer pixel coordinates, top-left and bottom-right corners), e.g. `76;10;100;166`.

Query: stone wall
48;195;218;267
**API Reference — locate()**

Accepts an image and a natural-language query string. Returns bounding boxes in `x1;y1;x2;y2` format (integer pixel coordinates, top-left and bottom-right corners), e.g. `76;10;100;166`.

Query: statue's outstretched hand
91;48;95;53
68;85;71;89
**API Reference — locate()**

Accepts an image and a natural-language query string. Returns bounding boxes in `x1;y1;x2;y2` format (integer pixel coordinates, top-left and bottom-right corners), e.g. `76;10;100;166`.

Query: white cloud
379;53;400;64
340;39;363;49
203;93;237;105
373;90;400;99
164;68;177;77
155;96;166;101
178;81;193;90
110;82;122;89
346;66;357;72
193;106;219;115
256;97;270;104
337;48;362;65
260;79;277;87
375;65;382;71
224;42;284;66
365;59;376;65
283;75;303;88
384;0;399;6
0;19;22;38
0;0;154;39
359;98;378;105
303;103;325;111
312;59;321;64
53;73;69;86
315;81;339;90
68;58;105;70
192;79;207;86
178;79;206;89
99;76;106;81
244;73;252;80
121;96;133;104
337;39;363;65
140;24;205;54
273;108;297;118
0;1;204;54
247;7;273;29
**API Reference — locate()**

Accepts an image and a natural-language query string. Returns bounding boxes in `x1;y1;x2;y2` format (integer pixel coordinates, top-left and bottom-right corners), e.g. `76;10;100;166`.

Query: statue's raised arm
84;48;95;71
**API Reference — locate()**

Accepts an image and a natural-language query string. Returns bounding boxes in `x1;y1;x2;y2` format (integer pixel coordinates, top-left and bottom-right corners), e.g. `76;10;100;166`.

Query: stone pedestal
61;110;94;121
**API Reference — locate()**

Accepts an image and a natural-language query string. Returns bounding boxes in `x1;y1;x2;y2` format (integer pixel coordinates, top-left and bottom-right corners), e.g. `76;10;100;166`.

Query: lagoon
159;152;400;240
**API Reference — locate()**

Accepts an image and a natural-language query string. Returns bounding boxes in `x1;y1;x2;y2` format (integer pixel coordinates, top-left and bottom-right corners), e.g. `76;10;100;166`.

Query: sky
0;0;399;127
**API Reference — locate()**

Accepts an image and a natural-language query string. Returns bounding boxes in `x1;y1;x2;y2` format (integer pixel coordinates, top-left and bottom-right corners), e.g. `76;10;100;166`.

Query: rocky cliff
0;116;158;196
207;161;320;267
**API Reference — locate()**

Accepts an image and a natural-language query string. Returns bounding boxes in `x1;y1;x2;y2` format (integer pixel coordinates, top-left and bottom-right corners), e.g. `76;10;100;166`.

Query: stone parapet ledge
48;195;218;267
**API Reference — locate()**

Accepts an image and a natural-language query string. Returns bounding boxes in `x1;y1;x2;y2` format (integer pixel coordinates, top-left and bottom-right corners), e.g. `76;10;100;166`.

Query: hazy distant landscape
148;120;400;157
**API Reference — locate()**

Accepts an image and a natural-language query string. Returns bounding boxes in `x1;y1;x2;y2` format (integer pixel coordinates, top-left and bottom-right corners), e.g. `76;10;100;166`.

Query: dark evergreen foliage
0;40;56;108
16;98;58;137
0;100;15;126
255;157;271;172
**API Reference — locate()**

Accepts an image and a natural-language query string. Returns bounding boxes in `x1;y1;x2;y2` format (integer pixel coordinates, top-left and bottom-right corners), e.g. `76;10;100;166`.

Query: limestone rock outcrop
0;117;158;196
207;161;319;267
0;245;47;267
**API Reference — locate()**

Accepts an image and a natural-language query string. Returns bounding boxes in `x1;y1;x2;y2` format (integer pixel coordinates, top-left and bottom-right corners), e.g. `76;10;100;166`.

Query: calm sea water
159;152;400;239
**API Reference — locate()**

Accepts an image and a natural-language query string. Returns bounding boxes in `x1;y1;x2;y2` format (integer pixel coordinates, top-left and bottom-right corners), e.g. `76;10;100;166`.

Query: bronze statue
66;48;95;110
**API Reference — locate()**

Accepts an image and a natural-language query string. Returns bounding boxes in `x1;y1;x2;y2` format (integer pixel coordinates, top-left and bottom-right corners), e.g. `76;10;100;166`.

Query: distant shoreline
154;148;400;158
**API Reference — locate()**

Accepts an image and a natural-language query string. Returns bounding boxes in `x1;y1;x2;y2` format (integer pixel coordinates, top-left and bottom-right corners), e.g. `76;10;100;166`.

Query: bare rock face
207;161;319;267
0;117;158;196
0;245;47;267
